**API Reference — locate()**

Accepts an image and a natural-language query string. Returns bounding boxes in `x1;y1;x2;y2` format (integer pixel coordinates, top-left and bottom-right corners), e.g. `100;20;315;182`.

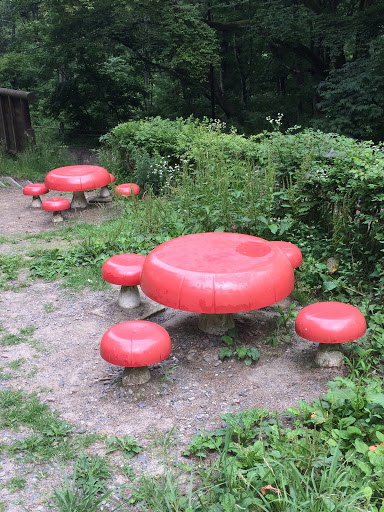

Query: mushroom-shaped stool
114;183;140;197
102;253;146;310
270;241;303;268
23;183;49;208
41;197;71;223
100;320;172;385
295;302;366;367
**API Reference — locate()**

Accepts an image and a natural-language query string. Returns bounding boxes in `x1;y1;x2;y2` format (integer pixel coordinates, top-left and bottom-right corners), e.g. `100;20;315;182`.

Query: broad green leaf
365;392;384;408
221;335;233;346
219;347;233;360
247;347;260;361
236;346;247;359
354;438;368;454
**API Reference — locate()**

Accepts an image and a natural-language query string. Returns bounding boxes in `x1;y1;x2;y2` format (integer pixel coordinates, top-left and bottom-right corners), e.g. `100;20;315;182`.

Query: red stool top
114;183;140;196
23;183;49;196
100;320;171;367
102;253;146;286
270;241;303;268
42;198;71;211
295;302;366;344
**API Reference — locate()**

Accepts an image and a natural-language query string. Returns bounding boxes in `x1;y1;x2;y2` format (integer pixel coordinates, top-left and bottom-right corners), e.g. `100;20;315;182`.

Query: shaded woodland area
1;0;384;140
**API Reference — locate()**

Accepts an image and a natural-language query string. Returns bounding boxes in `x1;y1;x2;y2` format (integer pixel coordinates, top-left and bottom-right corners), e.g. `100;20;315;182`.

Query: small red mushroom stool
102;253;146;310
295;302;367;367
41;197;71;223
114;183;140;197
23;183;49;208
100;320;172;385
270;241;303;269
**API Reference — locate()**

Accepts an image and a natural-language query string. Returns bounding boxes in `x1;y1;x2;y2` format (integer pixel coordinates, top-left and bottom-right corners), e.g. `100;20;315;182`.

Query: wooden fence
0;87;35;153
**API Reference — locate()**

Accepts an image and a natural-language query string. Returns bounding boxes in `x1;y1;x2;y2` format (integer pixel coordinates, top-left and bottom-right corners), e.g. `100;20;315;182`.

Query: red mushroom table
45;165;112;208
140;232;299;333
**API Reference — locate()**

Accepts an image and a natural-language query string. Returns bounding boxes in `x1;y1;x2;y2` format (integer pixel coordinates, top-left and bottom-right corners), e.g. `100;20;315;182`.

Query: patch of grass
29;339;47;353
0;254;26;290
6;476;27;492
219;327;260;365
0;390;104;466
7;358;26;370
0;333;26;346
0;370;13;380
119;462;134;480
105;436;141;458
75;433;105;450
44;302;57;313
0;389;75;460
0;325;36;346
19;325;36;336
61;265;109;291
51;455;116;512
25;366;38;378
0;132;71;181
0;235;21;244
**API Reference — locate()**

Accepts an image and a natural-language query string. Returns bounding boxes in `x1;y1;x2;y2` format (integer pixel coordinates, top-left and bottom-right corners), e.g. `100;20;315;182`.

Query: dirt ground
0;180;344;511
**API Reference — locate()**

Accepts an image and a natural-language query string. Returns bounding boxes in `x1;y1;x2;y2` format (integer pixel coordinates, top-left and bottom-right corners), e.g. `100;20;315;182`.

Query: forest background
1;0;384;142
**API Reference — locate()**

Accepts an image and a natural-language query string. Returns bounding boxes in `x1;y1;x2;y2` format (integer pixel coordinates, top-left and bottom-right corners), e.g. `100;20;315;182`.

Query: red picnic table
45;165;112;208
140;232;301;333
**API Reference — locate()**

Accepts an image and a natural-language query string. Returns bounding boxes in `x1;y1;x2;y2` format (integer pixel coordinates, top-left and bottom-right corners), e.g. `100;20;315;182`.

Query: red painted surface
114;183;140;196
295;302;367;343
41;197;71;211
45;165;111;192
140;232;296;314
100;320;172;367
102;253;146;286
270;241;303;268
23;183;49;196
109;173;116;183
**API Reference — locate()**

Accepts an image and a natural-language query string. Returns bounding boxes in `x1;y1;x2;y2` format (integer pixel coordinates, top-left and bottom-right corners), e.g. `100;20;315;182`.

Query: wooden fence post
0;87;36;153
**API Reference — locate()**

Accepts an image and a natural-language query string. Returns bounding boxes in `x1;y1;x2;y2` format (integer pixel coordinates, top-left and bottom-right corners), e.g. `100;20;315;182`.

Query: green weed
0;389;76;461
219;328;260;365
7;358;26;370
0;333;26;346
105;436;141;458
0;254;25;289
6;476;27;492
160;365;180;384
50;456;116;512
44;302;57;313
0;370;13;380
0;325;35;346
265;303;297;347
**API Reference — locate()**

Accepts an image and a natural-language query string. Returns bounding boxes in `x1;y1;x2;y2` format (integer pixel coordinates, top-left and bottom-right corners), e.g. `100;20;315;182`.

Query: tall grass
0;128;71;181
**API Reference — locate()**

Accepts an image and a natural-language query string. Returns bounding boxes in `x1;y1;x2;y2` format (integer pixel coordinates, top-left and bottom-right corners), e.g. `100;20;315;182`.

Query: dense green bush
100;118;384;286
